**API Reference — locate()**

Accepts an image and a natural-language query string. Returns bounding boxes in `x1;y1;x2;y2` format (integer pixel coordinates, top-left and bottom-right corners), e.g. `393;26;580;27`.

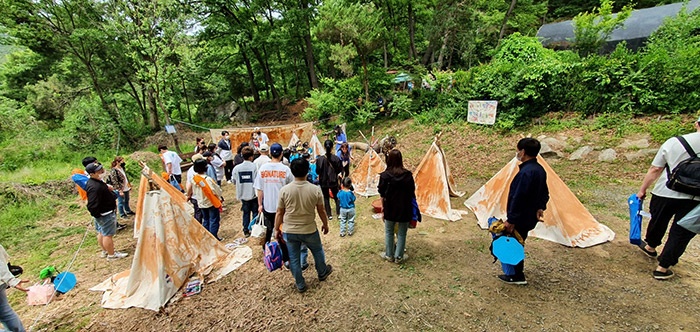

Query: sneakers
117;223;127;231
297;284;308;293
653;269;674;280
107;251;129;260
638;241;658;257
340;232;346;237
395;254;409;264
348;231;354;236
301;263;309;271
243;230;251;238
319;265;333;281
126;211;136;216
379;253;394;263
100;250;108;258
498;274;528;285
328;216;333;220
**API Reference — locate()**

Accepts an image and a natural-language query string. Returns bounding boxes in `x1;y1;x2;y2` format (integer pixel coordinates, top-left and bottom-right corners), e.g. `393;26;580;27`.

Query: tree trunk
383;43;388;68
146;86;160;130
181;77;192;123
436;30;450;69
275;49;289;96
240;47;260;105
499;0;518;42
156;83;182;154
300;0;319;89
421;42;434;66
361;55;369;103
251;46;281;110
408;2;417;61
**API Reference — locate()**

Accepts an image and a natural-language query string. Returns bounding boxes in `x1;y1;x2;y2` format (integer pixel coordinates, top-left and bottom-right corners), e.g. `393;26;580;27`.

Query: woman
316;140;342;220
378;149;416;263
207;143;225;186
110;156;134;218
1;244;29;332
217;131;234;183
333;125;346;155
233;142;249;168
337;142;353;178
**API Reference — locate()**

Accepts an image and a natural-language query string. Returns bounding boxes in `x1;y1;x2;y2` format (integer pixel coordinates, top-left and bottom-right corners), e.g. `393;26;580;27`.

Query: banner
209;122;315;147
467;101;498;125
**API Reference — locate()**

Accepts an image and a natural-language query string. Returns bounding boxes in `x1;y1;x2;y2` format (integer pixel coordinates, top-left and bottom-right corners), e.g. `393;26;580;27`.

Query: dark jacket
378;169;416;223
507;158;549;232
218;139;231;151
316;154;342;188
86;178;117;218
233;153;244;168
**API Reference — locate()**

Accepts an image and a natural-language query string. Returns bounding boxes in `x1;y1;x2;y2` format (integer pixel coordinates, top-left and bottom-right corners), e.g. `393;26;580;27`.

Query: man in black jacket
501;138;549;285
85;162;128;260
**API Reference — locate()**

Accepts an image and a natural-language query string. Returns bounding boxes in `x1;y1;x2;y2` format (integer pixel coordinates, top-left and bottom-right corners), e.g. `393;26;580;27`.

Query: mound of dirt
128;151;161;164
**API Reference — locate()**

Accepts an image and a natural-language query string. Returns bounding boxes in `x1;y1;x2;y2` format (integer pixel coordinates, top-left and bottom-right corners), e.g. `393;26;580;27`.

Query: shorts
94;211;117;236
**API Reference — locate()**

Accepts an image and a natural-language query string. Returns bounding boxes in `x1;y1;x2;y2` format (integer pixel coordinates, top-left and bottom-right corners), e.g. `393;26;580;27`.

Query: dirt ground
10;120;700;331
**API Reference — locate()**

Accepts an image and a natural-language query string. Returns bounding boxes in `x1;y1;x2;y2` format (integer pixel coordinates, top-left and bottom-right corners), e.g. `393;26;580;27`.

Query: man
159;145;183;185
1;244;29;332
637;116;700;280
254;143;294;246
254;127;269;146
208;143;225;186
275;158;333;293
72;157;126;231
501;138;549;285
232;146;258;237
85;162;128;260
217;131;234;183
254;144;271;171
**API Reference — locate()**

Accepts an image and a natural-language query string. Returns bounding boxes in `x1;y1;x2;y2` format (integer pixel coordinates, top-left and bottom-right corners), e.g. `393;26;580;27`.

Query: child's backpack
263;241;283;272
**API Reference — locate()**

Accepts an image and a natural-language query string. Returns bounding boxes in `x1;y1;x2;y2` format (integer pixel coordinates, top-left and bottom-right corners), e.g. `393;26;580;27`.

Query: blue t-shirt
337;189;355;209
335;133;347;152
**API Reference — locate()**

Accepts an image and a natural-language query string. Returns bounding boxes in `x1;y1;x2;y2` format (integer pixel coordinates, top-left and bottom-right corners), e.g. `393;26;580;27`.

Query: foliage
572;0;632;57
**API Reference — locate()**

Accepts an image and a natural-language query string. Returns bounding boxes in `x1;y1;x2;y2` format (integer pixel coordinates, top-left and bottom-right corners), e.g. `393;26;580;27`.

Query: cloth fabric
283;231;329;290
337;189;355;209
70;170;89;201
322;186;340;217
339;207;356;235
335;133;347;152
254;162;294;213
0;285;25;332
201;206;221;239
645;194;700;248
254;155;271;171
217;139;233;161
378;170;416;223
506;158;549;231
232;160;258;201
279;180;324;234
116;190;133;217
86;178;117;218
385;219;408;259
94;211;117;236
241;199;259;232
192;174;222;209
651;132;700;200
307;162;318;184
0;245;20;288
162;151;183;175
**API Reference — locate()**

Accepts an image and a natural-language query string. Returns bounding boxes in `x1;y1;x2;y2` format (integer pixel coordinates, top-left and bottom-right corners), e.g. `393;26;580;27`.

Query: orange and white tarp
464;156;615;248
209;122;314;146
90;167;252;311
309;134;324;159
351;149;386;197
414;141;467;221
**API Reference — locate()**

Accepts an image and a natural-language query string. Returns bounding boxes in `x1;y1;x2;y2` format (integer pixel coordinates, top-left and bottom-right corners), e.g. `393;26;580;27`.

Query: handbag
27;281;55;306
251;216;267;245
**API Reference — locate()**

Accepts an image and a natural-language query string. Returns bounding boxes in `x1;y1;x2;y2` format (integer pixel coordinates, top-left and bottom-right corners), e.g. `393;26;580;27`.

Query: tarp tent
414;140;467;221
209;122;314;147
464;156;615;248
91;167;252;311
351;149;386;197
309;134;324;159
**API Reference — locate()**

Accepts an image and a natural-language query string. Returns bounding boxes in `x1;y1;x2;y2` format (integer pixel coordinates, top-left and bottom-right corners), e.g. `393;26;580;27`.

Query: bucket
53;272;77;294
372;198;383;213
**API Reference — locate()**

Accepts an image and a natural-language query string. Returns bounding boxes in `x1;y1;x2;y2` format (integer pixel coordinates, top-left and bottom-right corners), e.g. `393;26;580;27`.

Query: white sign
164;125;176;134
467;101;498;125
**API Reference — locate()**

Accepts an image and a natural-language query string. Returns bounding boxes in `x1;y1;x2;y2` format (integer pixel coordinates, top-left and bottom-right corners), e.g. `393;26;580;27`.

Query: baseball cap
191;153;204;162
260;144;269;152
270;143;283;157
85;162;103;174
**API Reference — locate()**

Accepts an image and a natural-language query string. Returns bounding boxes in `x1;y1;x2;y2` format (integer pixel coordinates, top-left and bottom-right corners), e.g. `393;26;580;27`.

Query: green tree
573;0;632;57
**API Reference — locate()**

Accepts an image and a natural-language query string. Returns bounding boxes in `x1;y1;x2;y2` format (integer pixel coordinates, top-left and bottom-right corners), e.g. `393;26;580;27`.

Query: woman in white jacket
1;244;28;332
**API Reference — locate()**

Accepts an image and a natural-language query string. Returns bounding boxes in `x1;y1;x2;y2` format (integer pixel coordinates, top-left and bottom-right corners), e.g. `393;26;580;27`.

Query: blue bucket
54;272;77;294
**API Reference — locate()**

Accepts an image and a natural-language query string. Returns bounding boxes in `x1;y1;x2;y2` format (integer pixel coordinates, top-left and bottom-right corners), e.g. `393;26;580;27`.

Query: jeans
190;198;202;224
201;206;221;239
339;207;356;235
384;219;408;259
322;186;340;217
94;211;117;236
283;231;329;290
117;190;133;217
241;199;259;233
0;285;25;332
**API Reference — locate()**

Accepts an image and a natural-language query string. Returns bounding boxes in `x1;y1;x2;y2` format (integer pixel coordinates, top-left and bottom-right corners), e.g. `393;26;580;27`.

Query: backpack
263;241;283;272
665;136;700;196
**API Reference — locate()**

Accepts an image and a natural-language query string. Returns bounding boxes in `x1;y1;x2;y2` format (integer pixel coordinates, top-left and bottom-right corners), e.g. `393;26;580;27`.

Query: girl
337;177;356;237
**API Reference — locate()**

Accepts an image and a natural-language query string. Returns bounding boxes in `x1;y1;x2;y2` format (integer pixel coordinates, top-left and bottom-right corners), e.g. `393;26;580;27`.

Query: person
333;125;346;154
188;159;224;240
217;131;234;183
185;154;206;224
316;140;343;220
337;142;353;178
85;162;128;260
1;244;29;332
159;145;183;185
306;153;319;185
233;142;249;169
208;143;225;186
337;177;356;237
232;146;258;237
254;144;271;171
254;127;269;146
250;132;260;151
254;143;294;247
275;158;333;293
636;117;700;280
500;138;549;285
378;149;416;264
201;152;219;181
195;138;207;154
109;156;134;219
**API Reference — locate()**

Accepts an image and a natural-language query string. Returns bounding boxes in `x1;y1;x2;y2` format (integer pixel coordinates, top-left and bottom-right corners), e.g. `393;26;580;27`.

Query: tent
288;132;300;149
209;122;314;147
91;167;252;311
351;149;386;197
309;134;324;159
393;73;413;83
464;156;615;247
414;140;467;221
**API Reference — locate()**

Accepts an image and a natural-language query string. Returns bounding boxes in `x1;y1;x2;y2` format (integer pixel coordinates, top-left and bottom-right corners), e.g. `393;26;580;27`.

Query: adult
378;149;416;263
217;131;234;183
195;137;207;154
254;144;271;171
337;142;353;178
316;140;343;220
254;127;269;146
637;117;700;280
109;156;134;219
207;143;225;186
188;159;224;240
501;138;549;285
254;143;294;247
275;158;333;293
159;145;183;185
233;142;249;169
333;125;347;154
201;152;219;181
0;244;29;332
232;146;258;237
85;162;128;260
185;154;206;224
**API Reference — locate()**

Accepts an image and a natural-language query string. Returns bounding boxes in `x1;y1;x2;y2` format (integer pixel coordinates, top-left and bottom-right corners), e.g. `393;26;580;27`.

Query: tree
573;0;632;57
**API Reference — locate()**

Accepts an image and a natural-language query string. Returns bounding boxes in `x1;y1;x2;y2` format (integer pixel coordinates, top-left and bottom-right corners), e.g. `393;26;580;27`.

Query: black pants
322;186;340;217
658;220;697;268
262;211;276;247
513;224;533;279
224;160;234;181
645;195;699;248
190;198;202;224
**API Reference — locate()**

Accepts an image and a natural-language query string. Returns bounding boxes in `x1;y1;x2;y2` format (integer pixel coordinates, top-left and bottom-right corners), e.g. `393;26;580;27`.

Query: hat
270;143;283;157
254;127;261;132
85;162;103;174
260;144;269;152
296;146;304;151
202;151;213;157
191;153;204;162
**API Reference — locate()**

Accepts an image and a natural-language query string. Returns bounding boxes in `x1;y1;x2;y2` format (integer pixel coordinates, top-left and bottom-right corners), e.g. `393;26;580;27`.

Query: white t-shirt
651;132;700;200
162;151;183;175
186;167;196;187
254;162;294;213
259;132;269;145
254;154;271;171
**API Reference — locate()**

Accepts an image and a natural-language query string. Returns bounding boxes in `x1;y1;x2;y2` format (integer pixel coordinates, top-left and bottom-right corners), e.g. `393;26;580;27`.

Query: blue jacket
507;158;549;232
338;189;355;209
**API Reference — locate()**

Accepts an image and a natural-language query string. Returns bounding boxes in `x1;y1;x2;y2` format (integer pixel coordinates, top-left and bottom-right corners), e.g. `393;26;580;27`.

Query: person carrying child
337;177;356;237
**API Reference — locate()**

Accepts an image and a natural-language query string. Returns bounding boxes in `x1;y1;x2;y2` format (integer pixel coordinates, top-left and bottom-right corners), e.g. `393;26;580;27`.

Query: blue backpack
264;241;283;272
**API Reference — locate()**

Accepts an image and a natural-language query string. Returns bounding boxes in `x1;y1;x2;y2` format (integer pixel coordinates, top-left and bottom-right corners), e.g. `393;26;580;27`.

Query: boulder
541;137;569;151
569;146;594;161
617;138;650;149
624;148;659;161
598;149;617;162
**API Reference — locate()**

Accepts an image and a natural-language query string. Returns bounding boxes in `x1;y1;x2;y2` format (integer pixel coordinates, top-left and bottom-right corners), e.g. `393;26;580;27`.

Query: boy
337;177;356;237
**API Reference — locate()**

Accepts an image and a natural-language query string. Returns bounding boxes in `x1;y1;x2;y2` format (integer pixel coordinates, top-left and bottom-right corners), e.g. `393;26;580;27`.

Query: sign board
164;125;176;134
467;101;498;125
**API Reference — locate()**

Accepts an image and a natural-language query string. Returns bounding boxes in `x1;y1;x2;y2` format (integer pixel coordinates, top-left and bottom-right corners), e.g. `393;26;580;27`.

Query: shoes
653;269;674;280
638;241;657;257
107;251;129;260
297;284;308;293
302;263;309;271
243;231;251;238
119;215;127;219
380;253;394;263
227;180;233;184
348;231;354;236
395;254;409;264
340;232;346;237
126;211;136;216
319;265;333;281
100;250;108;258
117;223;127;231
328;216;333;220
498;274;528;285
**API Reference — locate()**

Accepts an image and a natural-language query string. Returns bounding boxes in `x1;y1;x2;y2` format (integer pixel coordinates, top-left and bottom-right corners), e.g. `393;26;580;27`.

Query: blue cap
270;143;283;157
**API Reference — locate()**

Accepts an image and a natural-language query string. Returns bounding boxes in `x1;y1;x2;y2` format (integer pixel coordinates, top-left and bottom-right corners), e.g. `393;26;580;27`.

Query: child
337;177;356;237
305;153;319;185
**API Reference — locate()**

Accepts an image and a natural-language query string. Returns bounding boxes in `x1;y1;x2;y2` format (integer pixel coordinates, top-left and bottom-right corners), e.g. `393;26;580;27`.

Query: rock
541;137;568;151
624;148;659;161
598;149;617;162
569;146;594;160
539;142;562;158
617;138;650;149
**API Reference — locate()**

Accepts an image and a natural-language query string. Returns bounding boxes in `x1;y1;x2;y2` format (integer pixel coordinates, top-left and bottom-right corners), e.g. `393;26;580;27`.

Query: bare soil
9;119;700;331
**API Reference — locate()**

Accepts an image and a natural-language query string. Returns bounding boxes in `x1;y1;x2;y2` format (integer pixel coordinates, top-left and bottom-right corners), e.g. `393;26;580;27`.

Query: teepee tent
309;134;324;159
414;140;467;221
464;156;615;248
288;132;300;148
91;167;252;311
351;149;386;197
